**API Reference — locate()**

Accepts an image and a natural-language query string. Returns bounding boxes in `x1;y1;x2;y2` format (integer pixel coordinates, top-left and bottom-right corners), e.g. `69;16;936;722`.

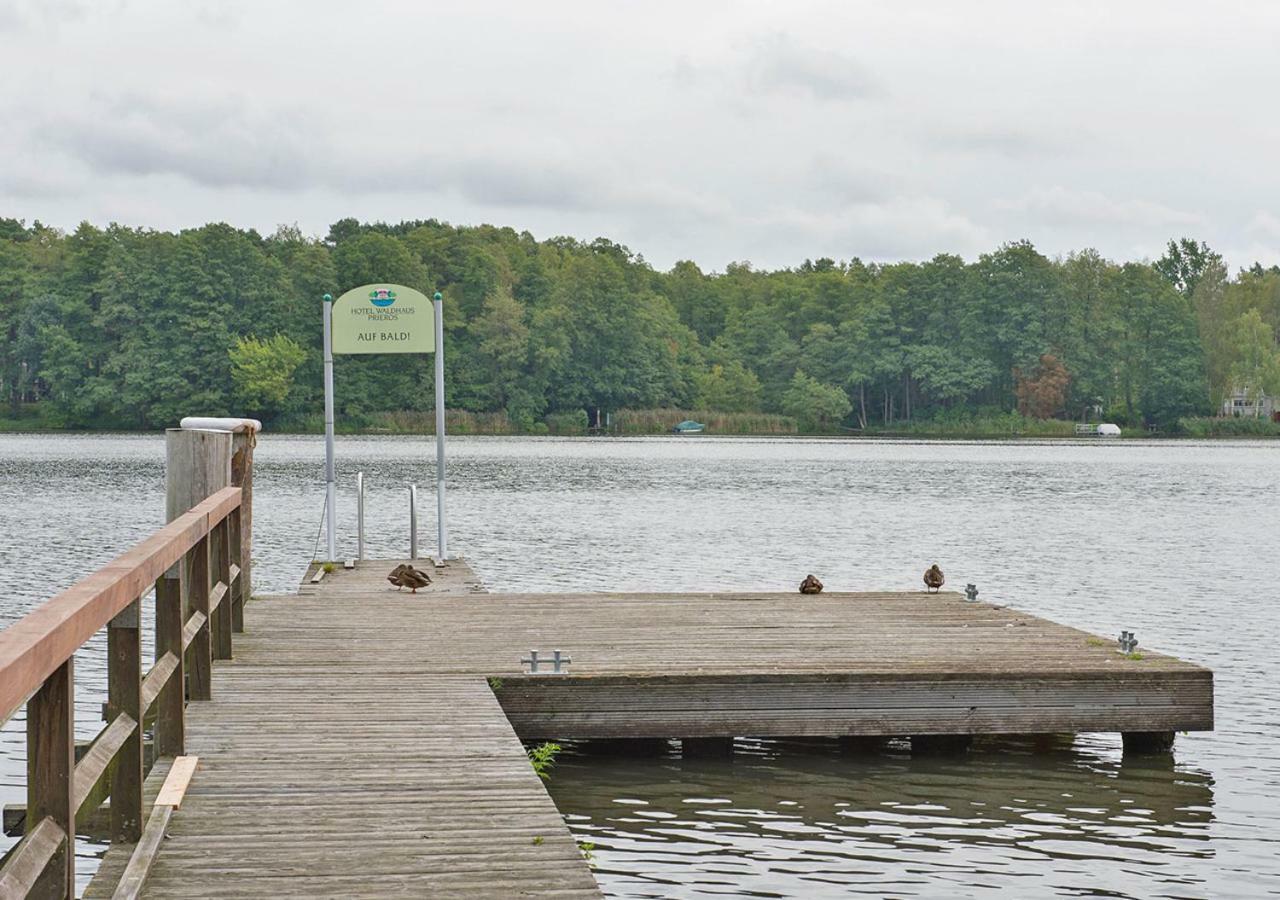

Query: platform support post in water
1122;731;1176;754
322;292;337;562
683;737;734;758
839;736;890;755
911;734;973;755
433;290;448;562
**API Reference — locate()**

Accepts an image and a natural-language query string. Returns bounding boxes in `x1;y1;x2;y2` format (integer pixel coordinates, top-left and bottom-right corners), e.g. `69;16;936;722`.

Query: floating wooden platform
84;558;1212;898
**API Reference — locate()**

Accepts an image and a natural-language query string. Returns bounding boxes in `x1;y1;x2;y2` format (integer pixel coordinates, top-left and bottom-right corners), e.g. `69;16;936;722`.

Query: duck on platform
923;564;945;593
799;574;824;594
388;564;433;593
387;564;410;589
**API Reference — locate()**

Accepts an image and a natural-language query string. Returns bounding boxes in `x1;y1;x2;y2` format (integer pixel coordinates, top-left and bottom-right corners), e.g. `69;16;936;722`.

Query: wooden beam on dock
111;756;198;900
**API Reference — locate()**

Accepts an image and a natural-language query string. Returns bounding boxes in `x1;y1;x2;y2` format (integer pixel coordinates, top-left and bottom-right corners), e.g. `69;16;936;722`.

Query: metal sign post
320;284;440;563
433;291;448;562
322;293;337;561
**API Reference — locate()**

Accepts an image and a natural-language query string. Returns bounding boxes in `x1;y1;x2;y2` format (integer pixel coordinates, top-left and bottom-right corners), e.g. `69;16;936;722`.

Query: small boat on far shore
1074;423;1122;437
673;420;705;434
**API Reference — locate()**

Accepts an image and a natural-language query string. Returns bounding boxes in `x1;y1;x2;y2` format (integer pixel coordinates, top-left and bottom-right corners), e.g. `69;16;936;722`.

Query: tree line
1;216;1277;432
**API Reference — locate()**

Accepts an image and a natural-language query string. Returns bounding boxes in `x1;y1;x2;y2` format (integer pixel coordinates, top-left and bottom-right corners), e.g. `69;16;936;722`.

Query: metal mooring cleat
521;649;571;675
1118;630;1138;654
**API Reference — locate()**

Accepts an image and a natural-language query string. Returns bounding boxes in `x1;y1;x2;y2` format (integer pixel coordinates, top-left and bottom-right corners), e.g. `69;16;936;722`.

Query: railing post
229;505;245;632
231;429;256;606
211;518;232;660
187;537;213;700
26;659;74;899
108;599;143;842
155;572;186;756
166;426;230;706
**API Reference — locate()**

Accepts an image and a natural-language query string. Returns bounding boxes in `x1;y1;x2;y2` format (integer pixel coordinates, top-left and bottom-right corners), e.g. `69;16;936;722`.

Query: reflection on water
549;737;1220;899
2;434;1279;897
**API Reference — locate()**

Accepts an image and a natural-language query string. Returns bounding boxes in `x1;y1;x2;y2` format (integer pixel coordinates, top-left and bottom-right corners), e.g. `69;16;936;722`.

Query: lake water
1;433;1277;898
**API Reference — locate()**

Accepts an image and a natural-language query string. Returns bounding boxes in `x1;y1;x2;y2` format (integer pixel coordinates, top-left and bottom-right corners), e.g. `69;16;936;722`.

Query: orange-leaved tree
1013;354;1070;419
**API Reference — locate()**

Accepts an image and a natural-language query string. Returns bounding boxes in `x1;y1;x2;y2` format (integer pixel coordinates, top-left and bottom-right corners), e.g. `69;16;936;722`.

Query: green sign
331;283;435;354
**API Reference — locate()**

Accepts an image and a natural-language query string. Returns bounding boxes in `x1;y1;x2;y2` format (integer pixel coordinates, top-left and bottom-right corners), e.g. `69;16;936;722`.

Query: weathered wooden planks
85;672;599;898
84;560;599;899
81;557;1213;899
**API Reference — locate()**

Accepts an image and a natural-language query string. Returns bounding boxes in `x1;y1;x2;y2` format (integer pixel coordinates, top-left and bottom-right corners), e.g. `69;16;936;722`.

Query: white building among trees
1221;387;1277;419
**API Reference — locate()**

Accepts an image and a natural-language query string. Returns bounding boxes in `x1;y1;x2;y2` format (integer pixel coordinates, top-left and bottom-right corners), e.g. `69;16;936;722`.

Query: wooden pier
83;561;1209;897
0;428;1214;898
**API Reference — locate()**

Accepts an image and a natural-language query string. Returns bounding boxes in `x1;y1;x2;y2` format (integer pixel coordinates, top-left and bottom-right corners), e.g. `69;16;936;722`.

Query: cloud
0;0;96;33
996;186;1201;229
36;94;319;189
2;3;1278;272
24;91;733;229
0;156;85;198
1246;211;1280;242
744;194;992;261
931;126;1064;160
805;154;896;206
439;158;609;212
743;34;882;102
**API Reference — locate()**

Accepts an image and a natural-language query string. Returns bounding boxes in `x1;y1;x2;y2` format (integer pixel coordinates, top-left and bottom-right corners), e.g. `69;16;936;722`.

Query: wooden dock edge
496;670;1214;740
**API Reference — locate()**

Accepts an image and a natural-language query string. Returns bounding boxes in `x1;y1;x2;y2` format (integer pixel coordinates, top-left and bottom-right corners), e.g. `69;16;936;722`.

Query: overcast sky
2;0;1278;271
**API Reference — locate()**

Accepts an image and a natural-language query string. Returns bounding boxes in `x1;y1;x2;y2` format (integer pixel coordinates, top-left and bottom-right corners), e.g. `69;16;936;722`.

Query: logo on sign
369;288;397;308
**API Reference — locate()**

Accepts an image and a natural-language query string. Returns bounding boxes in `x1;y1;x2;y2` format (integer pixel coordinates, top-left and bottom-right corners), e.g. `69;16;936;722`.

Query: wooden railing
0;485;246;899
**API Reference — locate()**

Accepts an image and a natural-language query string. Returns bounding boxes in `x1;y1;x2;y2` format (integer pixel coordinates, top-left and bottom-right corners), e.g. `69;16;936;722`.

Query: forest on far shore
1;216;1278;436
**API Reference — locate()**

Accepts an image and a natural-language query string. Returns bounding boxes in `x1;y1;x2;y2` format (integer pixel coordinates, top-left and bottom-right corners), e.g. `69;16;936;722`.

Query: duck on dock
923;564;945;593
799;574;824;594
388;564;433;593
387;564;410;589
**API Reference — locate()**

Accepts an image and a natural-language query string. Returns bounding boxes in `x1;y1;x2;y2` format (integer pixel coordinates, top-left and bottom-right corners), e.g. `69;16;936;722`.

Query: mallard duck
799;574;824;594
397;565;433;593
923;564;944;593
387;564;411;590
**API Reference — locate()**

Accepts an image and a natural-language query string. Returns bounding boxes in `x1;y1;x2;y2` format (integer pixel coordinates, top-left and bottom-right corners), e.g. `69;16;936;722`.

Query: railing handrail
0;485;242;724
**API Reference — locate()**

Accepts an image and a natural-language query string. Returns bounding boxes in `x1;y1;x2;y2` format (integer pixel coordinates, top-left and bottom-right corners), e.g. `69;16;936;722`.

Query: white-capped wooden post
166;429;233;523
176;418;259;634
166;427;232;704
